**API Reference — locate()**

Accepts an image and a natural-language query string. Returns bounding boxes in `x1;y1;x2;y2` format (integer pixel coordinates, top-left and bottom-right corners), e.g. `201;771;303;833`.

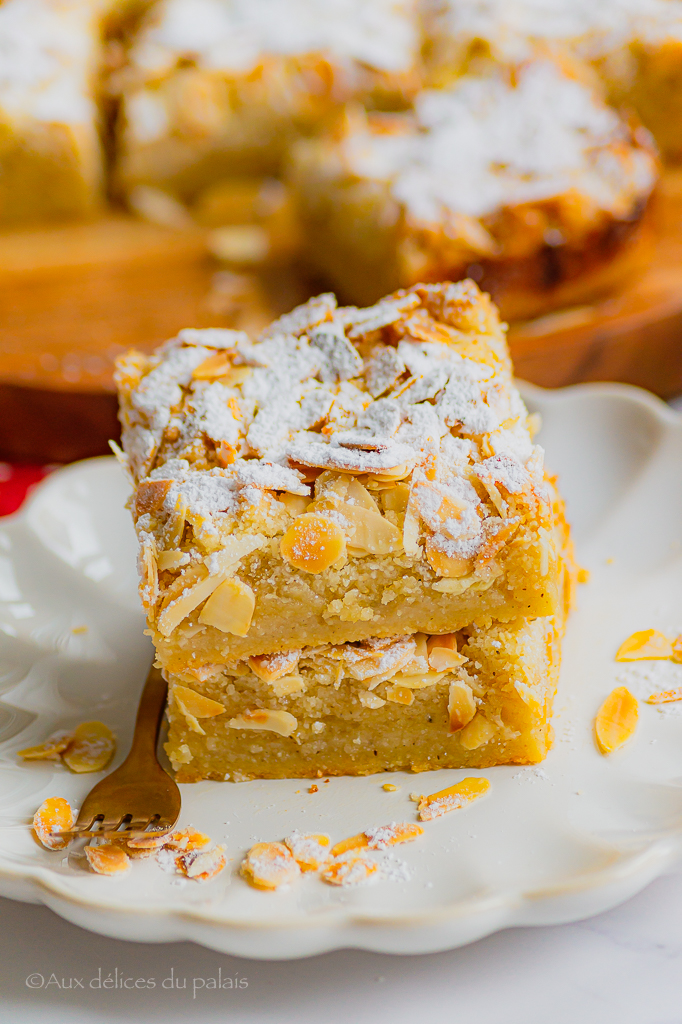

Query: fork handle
124;664;168;764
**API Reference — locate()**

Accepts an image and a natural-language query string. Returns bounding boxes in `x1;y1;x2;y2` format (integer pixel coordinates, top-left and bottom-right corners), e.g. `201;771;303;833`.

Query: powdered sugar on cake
117;282;546;568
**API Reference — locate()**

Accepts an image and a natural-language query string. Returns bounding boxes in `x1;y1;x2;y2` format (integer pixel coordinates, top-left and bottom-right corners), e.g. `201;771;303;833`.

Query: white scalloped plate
1;382;682;959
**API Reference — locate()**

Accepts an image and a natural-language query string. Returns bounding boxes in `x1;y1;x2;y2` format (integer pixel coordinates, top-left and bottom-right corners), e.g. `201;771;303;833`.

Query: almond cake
112;0;422;202
423;0;682;162
115;280;576;780
288;57;658;319
0;0;105;224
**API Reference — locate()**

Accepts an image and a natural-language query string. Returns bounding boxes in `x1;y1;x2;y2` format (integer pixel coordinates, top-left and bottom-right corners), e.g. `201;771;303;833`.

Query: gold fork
61;665;181;839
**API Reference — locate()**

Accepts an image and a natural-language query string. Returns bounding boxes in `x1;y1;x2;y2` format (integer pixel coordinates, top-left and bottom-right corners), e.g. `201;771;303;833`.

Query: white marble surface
4;865;682;1023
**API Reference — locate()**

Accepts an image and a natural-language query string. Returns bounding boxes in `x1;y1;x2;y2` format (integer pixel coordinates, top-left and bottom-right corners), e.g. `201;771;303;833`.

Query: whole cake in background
289;56;658;318
115;279;576;782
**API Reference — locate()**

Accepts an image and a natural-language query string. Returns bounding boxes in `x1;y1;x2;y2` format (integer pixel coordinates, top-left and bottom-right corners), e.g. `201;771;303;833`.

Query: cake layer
112;0;422;201
164;611;568;781
288;59;657;318
117;281;572;661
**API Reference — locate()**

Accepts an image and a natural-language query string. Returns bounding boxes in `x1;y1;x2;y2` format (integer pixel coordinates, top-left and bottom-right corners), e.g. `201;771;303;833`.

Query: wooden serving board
2;173;682;463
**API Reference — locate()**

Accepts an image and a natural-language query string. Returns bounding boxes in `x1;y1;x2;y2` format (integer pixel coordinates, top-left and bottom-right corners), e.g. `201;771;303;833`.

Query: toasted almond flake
228;709;297;737
448;681;477;733
459;713;496;750
320;852;380;887
595;686;638;754
172;685;225;734
33;797;74;850
178;845;227;881
280;493;309;517
165;828;211;851
135;478;172;519
647;688;682;705
192;353;232;380
363;822;423;849
359;690;386;709
425;537;471;578
157;549;190;571
241;841;300;889
417;777;490;821
18;729;73;761
61;721;116;774
198;577;255;636
339;502;403;555
280;513;346;573
284;831;331;871
615;629;674;661
331;833;368;857
270;673;305;698
249;650;301;683
427;633;467;672
385;684;414;706
392;670;447;690
157;534;266;636
85;844;131;875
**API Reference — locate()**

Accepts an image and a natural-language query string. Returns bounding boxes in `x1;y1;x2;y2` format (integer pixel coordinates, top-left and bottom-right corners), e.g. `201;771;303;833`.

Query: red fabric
0;463;52;517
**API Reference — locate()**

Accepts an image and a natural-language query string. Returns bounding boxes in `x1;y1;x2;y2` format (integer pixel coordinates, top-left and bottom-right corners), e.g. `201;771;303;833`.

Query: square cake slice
0;0;104;225
112;0;422;202
116;280;569;664
163;603;572;781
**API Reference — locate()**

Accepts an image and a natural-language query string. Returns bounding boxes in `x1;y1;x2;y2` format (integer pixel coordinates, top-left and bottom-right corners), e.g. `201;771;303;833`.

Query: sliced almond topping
417;777;490;821
241;841;300;890
218;441;238;466
280;513;346;573
448;681;477;733
320;852;380;887
173;685;225;720
158;534;266;636
61;721;116;774
270;673;305;698
382;482;410;514
249;650;302;683
135;479;171;519
359;691;386;709
198;577;255;636
458;713;496;750
595;686;638;754
85;844;131;875
228;709;297;737
615;629;674;661
392;670;446;690
425;537;471;578
339;503;403;556
192;352;232;380
18;729;73;761
345;477;379;510
157;549;190;571
385;684;414;706
363;822;423;848
279;493;309;518
165;493;188;549
178;845;227;881
647;688;682;705
427;633;467;672
33;797;74;850
284;831;331;871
